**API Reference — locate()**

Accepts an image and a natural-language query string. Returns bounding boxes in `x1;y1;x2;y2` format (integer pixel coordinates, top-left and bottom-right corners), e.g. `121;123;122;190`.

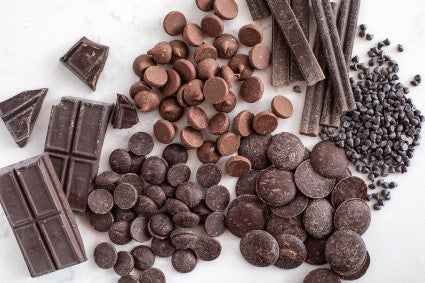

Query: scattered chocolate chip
195;237;222;261
170;228;197;250
133;54;156;77
160;70;182;97
134;90;161;112
196;0;214;12
134;196;158;218
253;111;278;135
238;24;263;47
144;185;167;207
213;34;239;59
194;43;218;63
118;275;139;283
148;42;172;65
225;156;252;177
240;76;264;103
203;77;229;104
95;171;121;191
205;185;230;212
90;211;114;232
293;85;302;93
240;230;279;267
217;132;240;156
151;238;176;258
148;213;174;239
201;14;224;38
119;173;144;194
183;23;204;47
163;11;187;36
130;216;151;243
235;169;261;196
173;211;200;228
131;245;155;271
140;268;166;283
173;59;197;83
271;95;293;119
94;242;117;269
88;189;114;215
141;156;168;185
249;43;271;70
144;66;168;87
114;251;134;276
205;212;226;237
196;163;222;188
310;141;349;179
303;199;334;239
176;182;204;208
239;133;272;170
170;40;190;63
162;143;188;165
197;140;221;164
167;163;191;187
164;198;190;216
191;200;213;224
180;126;204;149
208;112;231;135
294;160;336;199
153;119;176;144
274;233;307;269
397;44;404;52
172;249;197;273
114;183;138;210
109;221;132;245
228;54;254;80
267;132;305;171
110;149;132;174
213;91;237;113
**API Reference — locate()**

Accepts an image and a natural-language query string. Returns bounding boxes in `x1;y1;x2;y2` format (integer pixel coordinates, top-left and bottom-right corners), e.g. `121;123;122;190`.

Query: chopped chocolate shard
0;88;47;147
60;37;109;90
112;94;139;129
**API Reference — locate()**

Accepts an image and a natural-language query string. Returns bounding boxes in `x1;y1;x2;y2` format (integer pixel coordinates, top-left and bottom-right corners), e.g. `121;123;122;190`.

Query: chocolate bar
266;0;324;86
311;0;356;113
0;88;47;147
112;94;139;129
60;37;109;91
45;97;113;214
246;0;271;20
290;0;310;82
271;19;291;86
0;154;87;277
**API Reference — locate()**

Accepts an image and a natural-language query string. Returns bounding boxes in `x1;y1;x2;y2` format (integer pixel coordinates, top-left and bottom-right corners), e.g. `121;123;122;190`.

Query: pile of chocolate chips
228;132;371;282
321;29;423;210
90;131;232;282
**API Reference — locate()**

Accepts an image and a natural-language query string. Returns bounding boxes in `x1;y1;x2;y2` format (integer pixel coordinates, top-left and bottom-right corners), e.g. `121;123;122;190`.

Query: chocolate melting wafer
267;0;324;86
271;19;291;86
245;0;271;20
311;0;355;112
290;0;310;82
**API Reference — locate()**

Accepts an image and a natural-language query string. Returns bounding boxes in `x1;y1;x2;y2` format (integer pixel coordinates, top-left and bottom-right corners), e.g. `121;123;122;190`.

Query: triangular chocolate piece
112;94;139;129
60;37;109;90
0;88;47;147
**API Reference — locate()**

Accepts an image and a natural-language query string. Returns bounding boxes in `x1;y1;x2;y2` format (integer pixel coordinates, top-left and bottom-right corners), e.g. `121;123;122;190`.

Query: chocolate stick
290;0;310;82
272;19;291;86
246;0;271;20
311;0;355;112
267;0;324;86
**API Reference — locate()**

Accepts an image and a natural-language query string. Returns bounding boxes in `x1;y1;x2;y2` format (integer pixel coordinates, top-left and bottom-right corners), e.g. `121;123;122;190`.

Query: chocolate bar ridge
45;97;113;214
0;154;87;277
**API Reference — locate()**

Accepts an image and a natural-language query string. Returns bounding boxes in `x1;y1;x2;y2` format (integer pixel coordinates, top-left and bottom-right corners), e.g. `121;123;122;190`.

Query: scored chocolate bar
0;154;87;277
45;97;113;214
246;0;271;20
290;0;310;82
267;0;324;86
272;19;291;86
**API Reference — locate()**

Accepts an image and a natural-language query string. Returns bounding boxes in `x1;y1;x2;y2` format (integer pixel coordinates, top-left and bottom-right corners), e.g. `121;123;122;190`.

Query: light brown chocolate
197;141;221;164
163;11;187;36
203;77;228;104
213;34;239;59
143;66;168;87
187;106;208;130
234;110;254;137
148;42;172;64
173;59;197;83
180;127;204;149
240;76;264;103
154;119;176;144
170;40;189;63
238;24;263;47
160;69;181;97
134;91;160;112
183;23;204;47
228;54;254;80
201;14;224;38
208;112;230;135
133;54;156;77
253;111;278;135
272;95;293;119
159;97;184;122
249;43;271;70
217;132;241;156
214;0;238;20
213;91;236;113
194;43;218;63
225;156;251;177
196;59;220;81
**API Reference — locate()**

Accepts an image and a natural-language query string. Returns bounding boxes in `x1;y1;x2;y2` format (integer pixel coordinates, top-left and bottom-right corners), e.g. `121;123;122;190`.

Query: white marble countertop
0;0;424;282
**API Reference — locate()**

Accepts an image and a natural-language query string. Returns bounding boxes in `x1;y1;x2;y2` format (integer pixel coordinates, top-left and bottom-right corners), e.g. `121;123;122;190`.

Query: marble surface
0;0;424;282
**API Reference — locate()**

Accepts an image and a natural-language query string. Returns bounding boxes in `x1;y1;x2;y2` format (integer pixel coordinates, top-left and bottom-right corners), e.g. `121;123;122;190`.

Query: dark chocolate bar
246;0;271;20
0;88;47;147
290;0;310;82
112;94;139;129
45;97;113;214
60;37;109;91
0;154;87;277
267;0;324;86
271;19;291;86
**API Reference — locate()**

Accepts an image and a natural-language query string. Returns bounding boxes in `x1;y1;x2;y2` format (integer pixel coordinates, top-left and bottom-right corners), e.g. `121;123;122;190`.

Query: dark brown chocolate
112;94;138;129
245;0;271;20
44;97;113;214
0;154;87;277
60;37;109;90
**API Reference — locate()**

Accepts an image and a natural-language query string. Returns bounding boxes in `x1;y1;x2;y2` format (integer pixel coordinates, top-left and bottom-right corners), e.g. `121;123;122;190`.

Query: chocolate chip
267;133;305;170
176;182;204;208
94;242;117;269
173;59;196;83
130;216;151;243
201;14;224;38
325;230;367;275
214;0;238;20
228;54;254;80
144;185;166;208
270;193;308;219
234;110;254;137
196;58;220;80
213;34;239;59
90;211;114;232
303;268;341;283
160;70;182;97
119;173;144;194
161;183;176;199
294;160;336;199
109;221;132;245
151;238;175;258
118;275;138;283
271;95;293;119
133;54;156;77
208;112;230;135
141;156;168;185
225;156;252;177
183;23;204;47
205;212;226;237
205;185;230;212
196;163;222;188
128;132;154;157
196;0;214;12
144;66;168;87
129;153;145;174
191;200;213;224
197;140;221;164
166;163;191;187
88;189;114;215
217;132;240;156
397;44;404;52
114;208;136;223
131;245;155;271
226;195;268;237
220;66;240;87
180;126;204;149
148;213;174;239
114;183;138;210
331;176;368;207
293;85;302;93
134;195;158;218
266;214;307;242
338;252;370;280
134;90;160;112
170;40;190;63
310;141;349;179
240;76;264;103
170;228;197;250
203;77;228;104
304;236;328;265
195;237;222;261
239;133;272;170
249;43;271;70
257;168;296;206
163;11;187;36
95;171;121;191
235;169;261;196
194;43;218;63
114;251;134;276
172;249;197;273
303;199;334;239
238;24;263;47
274;233;307;269
334;198;371;235
162;143;188;165
164;198;190;216
153;119;176;144
187;105;208;130
148;42;172;65
240;230;279;267
253;111;278;135
140;268;166;283
173;211;200;228
182;79;204;106
110;149;132;174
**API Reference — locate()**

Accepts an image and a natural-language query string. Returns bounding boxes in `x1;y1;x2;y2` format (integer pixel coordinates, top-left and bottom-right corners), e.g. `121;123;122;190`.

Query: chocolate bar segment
45;97;113;214
271;19;291;86
112;94;139;129
0;88;47;147
60;37;109;90
266;0;324;86
290;0;310;82
0;154;87;277
246;0;271;20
